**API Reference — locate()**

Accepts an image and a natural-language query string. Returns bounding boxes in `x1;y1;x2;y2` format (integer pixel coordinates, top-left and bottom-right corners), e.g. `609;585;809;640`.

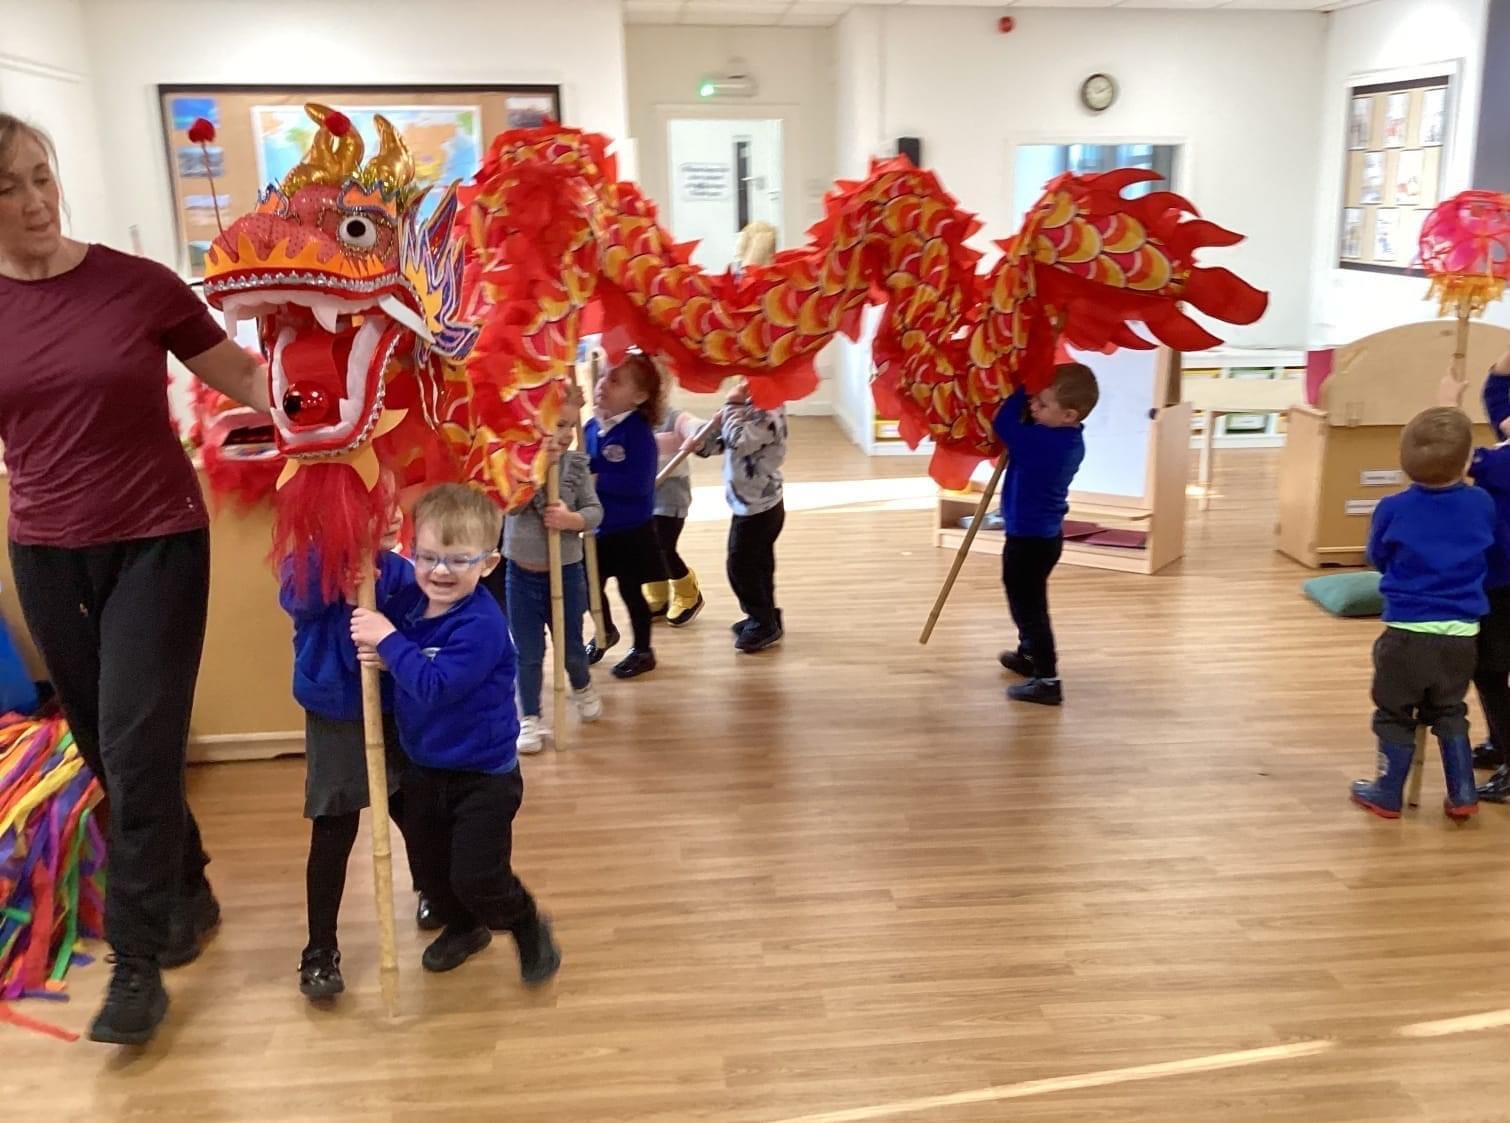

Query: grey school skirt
304;711;406;820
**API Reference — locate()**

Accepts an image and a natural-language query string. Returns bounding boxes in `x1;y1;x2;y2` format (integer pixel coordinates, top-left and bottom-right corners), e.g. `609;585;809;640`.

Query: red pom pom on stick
187;117;216;144
324;110;353;138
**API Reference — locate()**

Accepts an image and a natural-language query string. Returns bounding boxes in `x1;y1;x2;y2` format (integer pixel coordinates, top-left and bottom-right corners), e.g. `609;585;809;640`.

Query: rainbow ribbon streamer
0;714;105;1042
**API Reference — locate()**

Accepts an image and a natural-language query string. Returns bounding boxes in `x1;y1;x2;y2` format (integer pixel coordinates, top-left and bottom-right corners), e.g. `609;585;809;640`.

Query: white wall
76;0;629;263
626;23;839;414
866;6;1325;349
0;0;111;243
1310;0;1496;343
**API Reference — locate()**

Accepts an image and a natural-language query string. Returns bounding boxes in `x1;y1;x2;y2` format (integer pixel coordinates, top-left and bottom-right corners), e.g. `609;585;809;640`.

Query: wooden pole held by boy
1452;301;1472;383
546;461;568;750
920;453;1009;645
357;562;400;1016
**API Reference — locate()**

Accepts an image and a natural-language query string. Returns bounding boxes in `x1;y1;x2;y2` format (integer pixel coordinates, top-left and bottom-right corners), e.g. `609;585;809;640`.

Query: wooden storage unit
1276;320;1510;568
0;469;302;763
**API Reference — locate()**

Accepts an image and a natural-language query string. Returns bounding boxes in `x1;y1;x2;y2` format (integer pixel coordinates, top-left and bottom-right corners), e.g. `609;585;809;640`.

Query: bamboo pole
919;453;1008;646
575;362;606;644
546;461;568;751
357;564;399;1016
1451;300;1472;383
1405;726;1428;812
655;415;720;487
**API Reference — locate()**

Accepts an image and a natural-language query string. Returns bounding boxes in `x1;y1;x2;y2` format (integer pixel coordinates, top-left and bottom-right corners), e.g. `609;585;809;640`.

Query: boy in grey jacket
697;379;788;652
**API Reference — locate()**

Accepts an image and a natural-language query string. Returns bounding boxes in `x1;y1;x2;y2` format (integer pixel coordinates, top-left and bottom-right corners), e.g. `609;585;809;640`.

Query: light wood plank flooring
6;418;1510;1121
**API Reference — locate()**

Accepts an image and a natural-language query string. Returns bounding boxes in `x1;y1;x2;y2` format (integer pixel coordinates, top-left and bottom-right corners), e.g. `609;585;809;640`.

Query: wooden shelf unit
934;401;1191;576
1276;320;1510;568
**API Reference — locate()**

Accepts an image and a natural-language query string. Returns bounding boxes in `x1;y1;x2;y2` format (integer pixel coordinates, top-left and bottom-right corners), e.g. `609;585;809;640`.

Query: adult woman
0;115;268;1045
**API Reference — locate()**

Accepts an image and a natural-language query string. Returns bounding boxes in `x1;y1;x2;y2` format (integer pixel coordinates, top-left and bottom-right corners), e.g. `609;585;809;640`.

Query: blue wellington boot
1439;734;1480;821
1350;740;1414;819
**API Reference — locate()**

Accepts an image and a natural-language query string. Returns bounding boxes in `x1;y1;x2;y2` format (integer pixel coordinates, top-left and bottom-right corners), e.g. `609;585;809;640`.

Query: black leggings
9;530;211;961
596;522;662;651
1475;668;1510;753
306;791;412;952
654;515;690;580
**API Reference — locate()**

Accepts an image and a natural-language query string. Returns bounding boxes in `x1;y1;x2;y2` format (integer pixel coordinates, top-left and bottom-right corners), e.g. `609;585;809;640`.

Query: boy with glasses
351;484;561;982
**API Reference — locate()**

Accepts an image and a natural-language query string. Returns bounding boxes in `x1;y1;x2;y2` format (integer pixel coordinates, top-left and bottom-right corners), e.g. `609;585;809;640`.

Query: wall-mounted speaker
897;136;922;167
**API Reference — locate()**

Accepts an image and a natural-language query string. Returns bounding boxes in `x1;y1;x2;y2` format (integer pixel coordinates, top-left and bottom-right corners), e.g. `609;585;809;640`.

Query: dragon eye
338;215;379;250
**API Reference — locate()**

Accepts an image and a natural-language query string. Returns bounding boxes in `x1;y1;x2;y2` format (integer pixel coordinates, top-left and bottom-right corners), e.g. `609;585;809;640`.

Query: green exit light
698;80;716;98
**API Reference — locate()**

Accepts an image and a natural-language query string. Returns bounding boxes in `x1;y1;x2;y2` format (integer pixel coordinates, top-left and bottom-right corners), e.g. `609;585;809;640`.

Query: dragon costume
201;108;1266;590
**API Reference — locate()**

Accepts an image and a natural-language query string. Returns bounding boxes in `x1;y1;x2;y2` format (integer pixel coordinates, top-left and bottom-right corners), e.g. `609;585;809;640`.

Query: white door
666;117;783;272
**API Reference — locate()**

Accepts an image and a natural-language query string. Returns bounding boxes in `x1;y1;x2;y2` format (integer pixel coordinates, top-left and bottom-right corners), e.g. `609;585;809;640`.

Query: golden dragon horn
280;103;364;194
360;115;415;198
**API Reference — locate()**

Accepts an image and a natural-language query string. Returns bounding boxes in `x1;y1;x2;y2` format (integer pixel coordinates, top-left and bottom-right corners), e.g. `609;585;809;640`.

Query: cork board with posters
158;85;561;277
1338;72;1451;274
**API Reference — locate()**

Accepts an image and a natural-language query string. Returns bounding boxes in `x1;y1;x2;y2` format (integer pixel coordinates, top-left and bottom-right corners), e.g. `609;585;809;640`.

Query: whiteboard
1064;343;1161;500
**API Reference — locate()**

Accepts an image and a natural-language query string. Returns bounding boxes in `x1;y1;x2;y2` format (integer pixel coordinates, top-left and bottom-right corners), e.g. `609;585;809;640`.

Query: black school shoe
299;947;345;999
1479;763;1510;802
730;617;752;638
1474;739;1506;770
161;879;221;969
415;894;442;932
88;955;168;1046
998;649;1034;677
422;924;492;972
515;917;562;986
585;627;621;666
1007;678;1063;706
735;615;783;653
612;649;657;679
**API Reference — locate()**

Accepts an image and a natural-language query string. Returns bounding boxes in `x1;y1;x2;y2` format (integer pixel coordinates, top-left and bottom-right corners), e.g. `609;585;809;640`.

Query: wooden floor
7;417;1510;1121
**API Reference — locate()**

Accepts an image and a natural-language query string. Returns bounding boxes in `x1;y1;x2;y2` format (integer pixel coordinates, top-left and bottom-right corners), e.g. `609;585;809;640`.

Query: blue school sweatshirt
585;410;656;535
279;549;414;721
1366;483;1496;624
992;389;1086;539
1471;444;1510;591
376;584;520;774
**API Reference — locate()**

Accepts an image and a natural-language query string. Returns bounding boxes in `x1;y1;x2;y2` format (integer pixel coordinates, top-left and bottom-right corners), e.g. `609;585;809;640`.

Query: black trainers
299;947;345;999
88;955;168;1045
421;924;492;973
585;627;620;666
1473;739;1506;770
161;879;221;969
612;648;656;679
515;917;562;986
1007;678;1063;706
735;617;783;653
415;894;443;931
998;649;1034;677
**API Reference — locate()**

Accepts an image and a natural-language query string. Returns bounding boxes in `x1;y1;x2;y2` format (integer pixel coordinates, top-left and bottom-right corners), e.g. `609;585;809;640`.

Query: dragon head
202;103;475;460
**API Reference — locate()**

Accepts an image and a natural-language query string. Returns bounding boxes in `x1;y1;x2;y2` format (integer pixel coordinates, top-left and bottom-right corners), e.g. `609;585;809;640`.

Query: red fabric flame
269;463;392;603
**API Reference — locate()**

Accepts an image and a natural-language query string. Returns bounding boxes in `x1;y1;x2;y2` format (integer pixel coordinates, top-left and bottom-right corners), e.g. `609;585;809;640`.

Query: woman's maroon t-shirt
0;245;227;547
